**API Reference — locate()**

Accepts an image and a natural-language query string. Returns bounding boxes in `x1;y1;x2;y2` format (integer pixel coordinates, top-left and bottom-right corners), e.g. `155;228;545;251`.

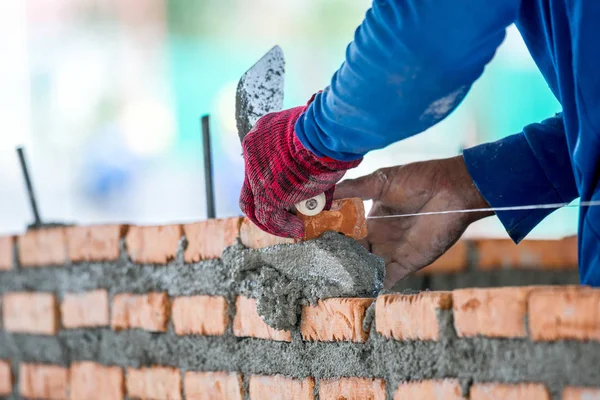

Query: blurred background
0;0;576;238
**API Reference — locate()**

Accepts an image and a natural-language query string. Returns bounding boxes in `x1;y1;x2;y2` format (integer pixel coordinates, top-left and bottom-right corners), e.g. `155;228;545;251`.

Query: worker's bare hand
334;155;492;289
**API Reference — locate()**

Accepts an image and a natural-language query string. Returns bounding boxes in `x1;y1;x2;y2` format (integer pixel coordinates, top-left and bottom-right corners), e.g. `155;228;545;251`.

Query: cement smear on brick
222;232;385;330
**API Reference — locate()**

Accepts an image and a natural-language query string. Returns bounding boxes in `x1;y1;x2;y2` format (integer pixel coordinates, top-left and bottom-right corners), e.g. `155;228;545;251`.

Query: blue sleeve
463;113;579;243
295;0;521;161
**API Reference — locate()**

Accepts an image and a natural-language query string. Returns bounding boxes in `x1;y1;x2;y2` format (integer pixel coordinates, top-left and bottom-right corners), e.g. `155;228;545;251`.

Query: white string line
366;200;600;219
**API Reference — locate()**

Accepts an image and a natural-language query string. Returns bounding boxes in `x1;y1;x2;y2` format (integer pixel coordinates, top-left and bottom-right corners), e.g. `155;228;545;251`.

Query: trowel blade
235;45;285;142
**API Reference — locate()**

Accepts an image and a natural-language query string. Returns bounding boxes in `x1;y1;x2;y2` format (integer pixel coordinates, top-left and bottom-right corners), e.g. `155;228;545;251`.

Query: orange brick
301;298;374;342
111;293;170;332
529;286;600;341
394;380;464;400
19;363;69;400
0;360;11;396
183;217;242;261
563;387;600;400
320;377;385;400
470;383;550;400
3;292;58;335
249;375;314;400
300;198;366;240
239;218;295;249
453;287;538;338
172;296;228;336
61;290;109;328
66;225;127;262
376;292;452;340
419;241;468;274
184;372;243;400
0;236;14;270
126;366;181;400
125;225;182;264
475;236;577;270
233;296;291;342
18;227;67;267
70;362;124;400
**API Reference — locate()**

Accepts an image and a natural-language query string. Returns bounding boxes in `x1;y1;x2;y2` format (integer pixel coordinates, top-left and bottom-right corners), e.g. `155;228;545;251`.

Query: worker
240;0;599;288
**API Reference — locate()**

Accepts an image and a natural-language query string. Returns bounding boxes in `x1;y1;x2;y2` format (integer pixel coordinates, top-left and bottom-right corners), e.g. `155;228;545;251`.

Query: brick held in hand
300;198;367;240
125;225;182;264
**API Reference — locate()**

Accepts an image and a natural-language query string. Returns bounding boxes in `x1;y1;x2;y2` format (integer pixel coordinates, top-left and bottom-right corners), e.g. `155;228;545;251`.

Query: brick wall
0;200;596;399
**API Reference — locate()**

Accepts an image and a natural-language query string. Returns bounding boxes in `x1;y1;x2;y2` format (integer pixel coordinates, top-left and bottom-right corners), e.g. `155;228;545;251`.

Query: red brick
233;296;291;342
453;287;537;338
529;286;600;341
19;363;69;400
394;380;464;399
3;292;58;335
320;377;385;400
111;293;170;332
126;366;181;400
0;360;11;396
0;236;14;270
300;198;367;240
563;387;600;400
61;290;109;329
470;383;550;400
376;292;452;340
475;237;577;270
18;227;67;267
125;225;182;264
239;218;295;249
70;362;124;400
249;375;314;400
419;241;468;274
301;298;374;342
184;372;243;400
66;225;127;262
172;296;228;336
183;218;242;262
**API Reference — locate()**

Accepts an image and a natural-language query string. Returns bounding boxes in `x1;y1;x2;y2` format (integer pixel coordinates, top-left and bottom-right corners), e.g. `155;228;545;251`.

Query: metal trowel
235;46;326;216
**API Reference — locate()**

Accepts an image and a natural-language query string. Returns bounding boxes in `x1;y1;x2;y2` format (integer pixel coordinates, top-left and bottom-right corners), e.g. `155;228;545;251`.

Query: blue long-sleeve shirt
295;0;600;285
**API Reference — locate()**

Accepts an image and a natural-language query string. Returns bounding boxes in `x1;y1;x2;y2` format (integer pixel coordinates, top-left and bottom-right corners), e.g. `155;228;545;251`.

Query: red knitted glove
240;99;361;238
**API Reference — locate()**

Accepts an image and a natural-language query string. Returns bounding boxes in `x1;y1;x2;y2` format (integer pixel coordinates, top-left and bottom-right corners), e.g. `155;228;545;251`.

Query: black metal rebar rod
201;115;216;219
16;147;42;226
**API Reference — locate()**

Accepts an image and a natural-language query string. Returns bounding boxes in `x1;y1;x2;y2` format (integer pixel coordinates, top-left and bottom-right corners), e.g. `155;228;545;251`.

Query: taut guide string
366;200;600;219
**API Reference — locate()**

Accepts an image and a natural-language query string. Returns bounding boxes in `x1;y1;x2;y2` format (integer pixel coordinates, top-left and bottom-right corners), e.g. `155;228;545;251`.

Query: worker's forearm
295;0;520;161
463;113;579;243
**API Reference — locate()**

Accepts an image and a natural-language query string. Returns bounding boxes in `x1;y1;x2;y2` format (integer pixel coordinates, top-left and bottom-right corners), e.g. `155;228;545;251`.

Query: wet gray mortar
0;234;598;400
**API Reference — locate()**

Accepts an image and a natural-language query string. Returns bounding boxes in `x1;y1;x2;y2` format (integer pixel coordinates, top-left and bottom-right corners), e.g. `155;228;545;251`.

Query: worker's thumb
334;170;387;201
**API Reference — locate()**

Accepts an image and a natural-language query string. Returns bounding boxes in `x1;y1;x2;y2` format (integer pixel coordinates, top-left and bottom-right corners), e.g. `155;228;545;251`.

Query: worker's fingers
334;169;389;201
255;205;305;239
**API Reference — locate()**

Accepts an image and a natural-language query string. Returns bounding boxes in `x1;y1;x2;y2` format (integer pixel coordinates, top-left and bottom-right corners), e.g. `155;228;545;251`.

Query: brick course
172;295;228;336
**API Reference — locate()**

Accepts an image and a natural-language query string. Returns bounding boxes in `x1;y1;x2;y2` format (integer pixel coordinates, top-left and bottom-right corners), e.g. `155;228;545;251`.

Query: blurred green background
0;0;574;238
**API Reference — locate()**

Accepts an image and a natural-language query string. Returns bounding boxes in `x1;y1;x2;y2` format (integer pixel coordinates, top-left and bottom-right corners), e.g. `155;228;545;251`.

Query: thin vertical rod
201;115;216;219
16;147;42;226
